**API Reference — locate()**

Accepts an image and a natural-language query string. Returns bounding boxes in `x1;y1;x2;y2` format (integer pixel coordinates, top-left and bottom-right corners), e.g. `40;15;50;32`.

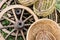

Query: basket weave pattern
27;19;60;40
33;0;56;17
18;0;37;6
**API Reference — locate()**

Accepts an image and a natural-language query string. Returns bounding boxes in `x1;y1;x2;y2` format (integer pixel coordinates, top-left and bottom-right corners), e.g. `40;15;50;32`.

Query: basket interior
35;0;53;11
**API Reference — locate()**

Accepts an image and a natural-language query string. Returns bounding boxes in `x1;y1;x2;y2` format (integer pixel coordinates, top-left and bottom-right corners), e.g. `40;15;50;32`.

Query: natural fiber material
33;0;55;17
27;19;60;40
36;31;56;40
18;0;37;6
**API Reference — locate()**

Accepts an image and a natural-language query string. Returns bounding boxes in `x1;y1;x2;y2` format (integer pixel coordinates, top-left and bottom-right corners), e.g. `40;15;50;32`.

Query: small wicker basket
33;0;56;17
27;19;60;40
18;0;37;6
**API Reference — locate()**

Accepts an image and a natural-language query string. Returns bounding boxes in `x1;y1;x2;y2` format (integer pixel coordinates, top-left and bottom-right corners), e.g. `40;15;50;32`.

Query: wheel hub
0;5;38;40
14;21;24;29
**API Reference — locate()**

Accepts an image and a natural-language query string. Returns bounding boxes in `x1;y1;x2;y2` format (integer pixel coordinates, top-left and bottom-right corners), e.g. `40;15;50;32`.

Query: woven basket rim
33;0;56;12
18;0;36;3
18;0;37;6
26;18;60;40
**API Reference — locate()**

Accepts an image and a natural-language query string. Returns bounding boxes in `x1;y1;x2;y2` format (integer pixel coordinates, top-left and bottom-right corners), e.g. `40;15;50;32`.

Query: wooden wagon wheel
27;19;60;40
0;5;38;40
0;0;17;12
47;9;58;22
33;0;56;17
0;33;5;40
0;0;7;8
0;0;7;12
18;0;37;6
48;9;60;26
0;0;13;12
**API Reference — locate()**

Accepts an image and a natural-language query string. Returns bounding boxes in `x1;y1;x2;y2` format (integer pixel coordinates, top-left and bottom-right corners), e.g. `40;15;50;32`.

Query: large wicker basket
18;0;37;6
33;0;56;17
27;19;60;40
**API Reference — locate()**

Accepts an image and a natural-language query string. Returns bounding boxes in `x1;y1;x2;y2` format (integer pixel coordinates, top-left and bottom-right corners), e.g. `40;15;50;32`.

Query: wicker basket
33;0;56;17
18;0;37;6
27;19;60;40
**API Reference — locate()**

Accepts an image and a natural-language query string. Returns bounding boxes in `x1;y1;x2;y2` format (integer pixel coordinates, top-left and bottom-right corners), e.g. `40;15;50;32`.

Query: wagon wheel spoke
23;16;34;22
23;15;33;22
6;0;12;6
55;9;57;22
0;0;7;8
12;9;18;21
14;0;17;4
23;16;26;18
15;30;19;40
20;30;25;40
29;18;34;22
0;5;38;40
0;25;14;29
2;16;15;24
20;9;24;21
23;28;28;31
24;24;31;26
5;29;15;39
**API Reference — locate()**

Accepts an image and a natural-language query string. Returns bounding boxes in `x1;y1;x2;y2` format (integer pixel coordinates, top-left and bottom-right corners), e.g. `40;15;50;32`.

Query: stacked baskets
1;0;60;40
